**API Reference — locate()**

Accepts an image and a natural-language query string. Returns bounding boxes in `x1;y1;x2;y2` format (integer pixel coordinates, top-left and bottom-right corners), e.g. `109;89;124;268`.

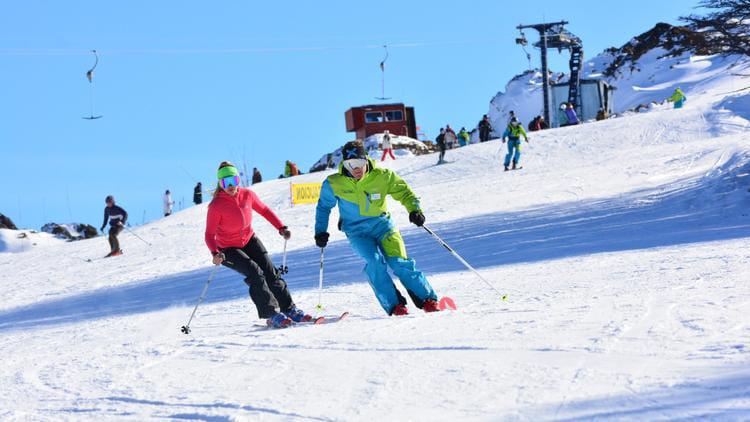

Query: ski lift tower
516;21;583;124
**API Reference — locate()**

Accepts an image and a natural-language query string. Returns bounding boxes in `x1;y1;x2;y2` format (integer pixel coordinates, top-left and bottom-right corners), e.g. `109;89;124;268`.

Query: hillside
488;23;750;135
1;38;750;421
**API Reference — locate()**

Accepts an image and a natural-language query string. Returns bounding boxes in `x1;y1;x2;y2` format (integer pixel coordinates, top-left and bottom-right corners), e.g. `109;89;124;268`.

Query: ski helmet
341;141;366;161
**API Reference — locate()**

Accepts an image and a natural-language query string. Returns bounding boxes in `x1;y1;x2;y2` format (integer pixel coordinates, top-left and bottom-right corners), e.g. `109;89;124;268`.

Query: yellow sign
291;182;322;205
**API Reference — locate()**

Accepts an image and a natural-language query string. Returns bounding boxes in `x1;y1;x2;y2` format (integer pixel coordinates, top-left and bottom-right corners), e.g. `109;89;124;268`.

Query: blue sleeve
101;208;109;228
502;128;510;138
315;180;337;234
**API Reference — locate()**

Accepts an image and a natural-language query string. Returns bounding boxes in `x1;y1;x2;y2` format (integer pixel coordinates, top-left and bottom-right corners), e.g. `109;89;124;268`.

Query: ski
300;311;350;325
257;312;349;330
438;297;457;311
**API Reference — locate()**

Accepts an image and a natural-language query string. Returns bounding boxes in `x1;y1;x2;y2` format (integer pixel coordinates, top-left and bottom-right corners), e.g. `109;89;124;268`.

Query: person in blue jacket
502;117;529;171
100;195;128;257
314;140;442;316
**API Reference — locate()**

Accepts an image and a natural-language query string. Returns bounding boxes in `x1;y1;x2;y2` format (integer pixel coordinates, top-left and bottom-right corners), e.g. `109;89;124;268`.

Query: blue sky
1;0;700;230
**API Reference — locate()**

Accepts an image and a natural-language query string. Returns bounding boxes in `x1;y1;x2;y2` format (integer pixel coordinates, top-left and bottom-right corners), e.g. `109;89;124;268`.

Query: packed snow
1;53;750;420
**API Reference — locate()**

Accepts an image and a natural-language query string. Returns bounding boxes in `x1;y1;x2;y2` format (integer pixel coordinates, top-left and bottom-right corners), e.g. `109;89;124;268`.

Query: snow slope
2;62;750;420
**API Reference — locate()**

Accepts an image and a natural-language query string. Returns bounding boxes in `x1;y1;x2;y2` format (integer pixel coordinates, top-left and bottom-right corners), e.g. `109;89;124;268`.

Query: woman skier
205;161;310;328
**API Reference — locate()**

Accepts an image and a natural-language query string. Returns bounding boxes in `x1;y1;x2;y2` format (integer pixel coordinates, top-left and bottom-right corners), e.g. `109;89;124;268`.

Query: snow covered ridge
41;222;98;241
601;22;721;77
488;22;750;132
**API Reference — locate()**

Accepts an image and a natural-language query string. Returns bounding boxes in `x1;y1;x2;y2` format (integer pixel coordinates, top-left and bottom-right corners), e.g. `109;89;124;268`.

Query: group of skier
205;149;444;328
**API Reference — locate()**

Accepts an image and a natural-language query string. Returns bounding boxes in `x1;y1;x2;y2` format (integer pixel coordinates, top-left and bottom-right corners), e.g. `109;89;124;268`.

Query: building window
365;111;384;123
385;110;403;121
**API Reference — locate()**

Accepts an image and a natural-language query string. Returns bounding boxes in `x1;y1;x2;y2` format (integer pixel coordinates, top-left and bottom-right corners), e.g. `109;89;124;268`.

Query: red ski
306;311;349;325
438;297;457;311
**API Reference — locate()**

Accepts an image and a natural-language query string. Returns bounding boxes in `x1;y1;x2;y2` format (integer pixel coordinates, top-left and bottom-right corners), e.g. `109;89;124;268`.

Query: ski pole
422;225;508;301
124;226;152;246
181;265;219;334
277;239;289;275
316;247;325;311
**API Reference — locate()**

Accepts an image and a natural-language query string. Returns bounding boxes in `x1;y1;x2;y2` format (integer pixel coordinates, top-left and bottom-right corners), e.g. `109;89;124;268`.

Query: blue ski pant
348;229;437;314
504;139;522;167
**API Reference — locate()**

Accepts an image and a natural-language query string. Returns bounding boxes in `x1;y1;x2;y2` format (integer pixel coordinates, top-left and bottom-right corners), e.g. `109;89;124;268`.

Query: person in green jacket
667;87;687;109
502;117;529;171
458;127;470;147
314;140;442;316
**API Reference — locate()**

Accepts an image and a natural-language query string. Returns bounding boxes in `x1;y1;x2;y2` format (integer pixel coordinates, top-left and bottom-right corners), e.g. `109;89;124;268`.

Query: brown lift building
345;103;417;140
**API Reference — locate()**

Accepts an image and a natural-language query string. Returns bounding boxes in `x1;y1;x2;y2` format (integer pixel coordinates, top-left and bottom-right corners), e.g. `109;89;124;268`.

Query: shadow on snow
538;367;750;420
1;154;749;332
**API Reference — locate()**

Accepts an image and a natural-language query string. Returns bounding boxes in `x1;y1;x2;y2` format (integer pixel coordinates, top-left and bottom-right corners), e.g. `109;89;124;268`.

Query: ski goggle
220;175;241;189
343;158;367;172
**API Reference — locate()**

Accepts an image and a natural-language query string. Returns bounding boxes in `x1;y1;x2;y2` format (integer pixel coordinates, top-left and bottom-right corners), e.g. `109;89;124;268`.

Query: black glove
100;226;105;232
409;211;425;227
314;232;329;248
278;226;291;240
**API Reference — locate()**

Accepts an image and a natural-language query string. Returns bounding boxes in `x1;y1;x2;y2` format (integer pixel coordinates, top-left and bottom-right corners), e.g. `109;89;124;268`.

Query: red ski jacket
204;188;284;253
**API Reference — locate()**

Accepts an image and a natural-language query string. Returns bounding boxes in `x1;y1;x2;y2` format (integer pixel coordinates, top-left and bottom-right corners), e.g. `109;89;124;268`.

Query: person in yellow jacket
667;87;687;109
314;140;443;316
502;117;529;171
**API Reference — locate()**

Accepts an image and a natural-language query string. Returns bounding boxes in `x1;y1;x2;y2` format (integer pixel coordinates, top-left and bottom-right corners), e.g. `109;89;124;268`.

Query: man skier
163;189;174;217
100;195;127;257
193;182;202;205
458;127;470;147
252;167;263;184
314;140;443;316
436;128;447;164
478;115;492;143
502;117;529;171
667;87;687;109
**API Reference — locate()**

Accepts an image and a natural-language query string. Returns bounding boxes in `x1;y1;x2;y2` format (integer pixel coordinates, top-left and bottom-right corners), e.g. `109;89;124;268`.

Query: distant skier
252;167;263;185
502;117;529;171
508;110;517;123
667;87;687;109
458;127;470;147
193;182;202;205
444;125;458;149
284;160;301;178
100;195;127;257
564;103;580;126
381;130;396;161
558;103;569;127
314;141;443;316
205;161;309;328
478;115;493;143
163;190;174;217
436;128;447;164
528;116;549;131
